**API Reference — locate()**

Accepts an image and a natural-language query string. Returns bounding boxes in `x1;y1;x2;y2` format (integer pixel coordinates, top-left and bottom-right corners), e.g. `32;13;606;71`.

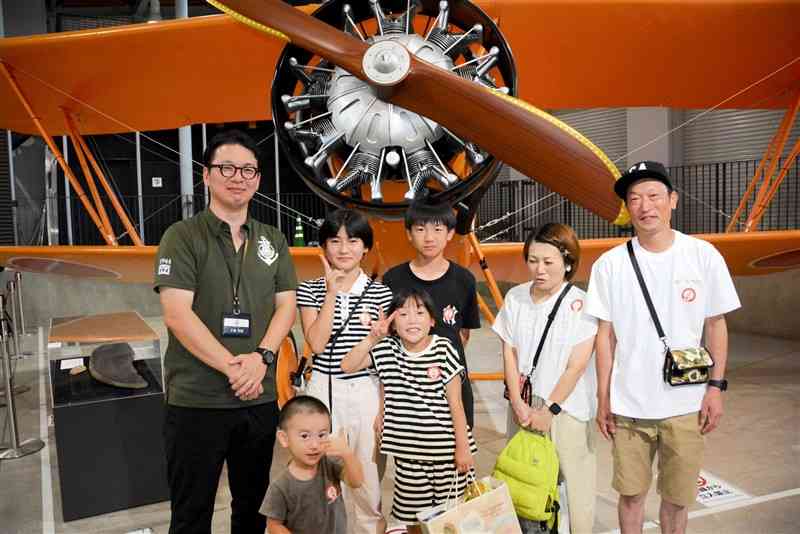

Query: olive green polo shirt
154;209;298;408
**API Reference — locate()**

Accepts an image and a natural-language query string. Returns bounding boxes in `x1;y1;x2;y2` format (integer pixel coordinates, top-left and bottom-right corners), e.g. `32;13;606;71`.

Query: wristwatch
546;401;562;416
255;347;275;366
707;379;728;391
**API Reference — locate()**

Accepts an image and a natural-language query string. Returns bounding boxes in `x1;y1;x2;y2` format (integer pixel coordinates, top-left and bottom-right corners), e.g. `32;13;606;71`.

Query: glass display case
47;311;169;521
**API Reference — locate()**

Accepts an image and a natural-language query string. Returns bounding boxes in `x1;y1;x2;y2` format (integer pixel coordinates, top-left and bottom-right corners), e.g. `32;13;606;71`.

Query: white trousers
307;372;385;534
507;409;597;534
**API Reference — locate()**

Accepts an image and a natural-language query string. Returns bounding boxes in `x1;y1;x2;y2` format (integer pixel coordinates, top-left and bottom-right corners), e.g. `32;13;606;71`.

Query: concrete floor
1;320;799;534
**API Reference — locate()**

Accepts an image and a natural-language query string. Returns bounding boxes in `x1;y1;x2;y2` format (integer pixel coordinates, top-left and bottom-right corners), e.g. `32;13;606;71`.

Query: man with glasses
154;129;298;534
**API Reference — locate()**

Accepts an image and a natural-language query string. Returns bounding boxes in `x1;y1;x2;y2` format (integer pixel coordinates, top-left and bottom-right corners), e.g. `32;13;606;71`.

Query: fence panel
476;158;799;241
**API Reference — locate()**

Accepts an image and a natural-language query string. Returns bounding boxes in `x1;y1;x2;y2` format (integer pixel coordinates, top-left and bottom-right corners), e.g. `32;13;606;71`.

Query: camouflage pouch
663;347;714;386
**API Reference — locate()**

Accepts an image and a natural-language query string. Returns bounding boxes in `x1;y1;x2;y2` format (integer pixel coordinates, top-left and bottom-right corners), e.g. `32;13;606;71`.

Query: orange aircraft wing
1;1;799;136
0;229;796;285
480;229;800;283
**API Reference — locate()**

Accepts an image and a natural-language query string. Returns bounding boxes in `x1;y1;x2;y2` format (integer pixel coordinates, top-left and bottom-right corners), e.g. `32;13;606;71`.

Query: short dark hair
522;223;581;281
387;287;437;323
278;395;330;430
404;200;456;230
319;209;374;250
202;129;261;168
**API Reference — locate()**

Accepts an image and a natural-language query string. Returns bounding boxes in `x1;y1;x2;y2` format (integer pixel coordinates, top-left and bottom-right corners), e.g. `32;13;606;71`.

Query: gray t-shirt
260;457;347;533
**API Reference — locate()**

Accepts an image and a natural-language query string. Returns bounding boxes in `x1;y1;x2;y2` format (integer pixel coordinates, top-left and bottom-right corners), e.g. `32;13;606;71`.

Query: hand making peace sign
320;255;348;295
369;308;398;342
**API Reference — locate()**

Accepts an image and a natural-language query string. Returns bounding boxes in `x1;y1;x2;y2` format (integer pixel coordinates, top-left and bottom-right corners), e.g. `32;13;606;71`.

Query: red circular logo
570;299;584;312
326;485;339;502
681;288;697;303
427;366;442;380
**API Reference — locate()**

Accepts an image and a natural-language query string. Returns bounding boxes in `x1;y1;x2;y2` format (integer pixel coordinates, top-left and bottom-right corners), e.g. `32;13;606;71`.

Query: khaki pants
612;412;705;507
507;409;597;534
308;373;385;534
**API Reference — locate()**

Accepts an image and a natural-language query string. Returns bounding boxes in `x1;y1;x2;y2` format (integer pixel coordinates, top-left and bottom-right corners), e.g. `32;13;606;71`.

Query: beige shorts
612;412;705;507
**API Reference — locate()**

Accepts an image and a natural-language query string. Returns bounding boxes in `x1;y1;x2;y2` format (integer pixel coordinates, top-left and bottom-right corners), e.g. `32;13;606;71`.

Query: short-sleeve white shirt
585;231;741;419
492;282;598;421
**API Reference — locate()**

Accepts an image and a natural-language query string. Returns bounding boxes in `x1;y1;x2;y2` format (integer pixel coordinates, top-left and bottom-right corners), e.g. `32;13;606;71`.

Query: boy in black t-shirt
382;201;481;427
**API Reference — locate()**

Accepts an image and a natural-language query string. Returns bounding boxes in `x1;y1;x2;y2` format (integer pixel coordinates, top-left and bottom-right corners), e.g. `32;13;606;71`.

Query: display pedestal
48;312;169;521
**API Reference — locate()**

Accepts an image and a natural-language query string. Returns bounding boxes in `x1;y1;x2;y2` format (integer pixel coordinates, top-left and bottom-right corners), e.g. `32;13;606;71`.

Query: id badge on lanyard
219;235;252;338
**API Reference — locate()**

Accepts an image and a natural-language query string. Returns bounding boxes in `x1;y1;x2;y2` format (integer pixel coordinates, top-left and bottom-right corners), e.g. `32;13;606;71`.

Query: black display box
48;333;169;521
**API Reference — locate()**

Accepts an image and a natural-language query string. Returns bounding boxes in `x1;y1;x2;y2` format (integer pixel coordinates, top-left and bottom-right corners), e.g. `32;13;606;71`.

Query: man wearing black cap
585;161;740;534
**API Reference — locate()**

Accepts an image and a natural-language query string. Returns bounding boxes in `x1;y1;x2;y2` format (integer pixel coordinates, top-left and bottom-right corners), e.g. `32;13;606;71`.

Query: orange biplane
1;0;799;395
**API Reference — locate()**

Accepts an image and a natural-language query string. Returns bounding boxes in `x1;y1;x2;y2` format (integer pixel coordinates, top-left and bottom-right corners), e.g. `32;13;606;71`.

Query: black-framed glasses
208;164;260;181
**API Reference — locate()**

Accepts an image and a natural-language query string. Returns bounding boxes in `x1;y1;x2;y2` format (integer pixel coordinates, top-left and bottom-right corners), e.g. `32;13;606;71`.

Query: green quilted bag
492;429;559;526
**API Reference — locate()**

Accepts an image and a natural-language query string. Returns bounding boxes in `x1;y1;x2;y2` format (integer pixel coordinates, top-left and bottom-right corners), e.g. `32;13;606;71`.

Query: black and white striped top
371;334;478;462
297;273;393;380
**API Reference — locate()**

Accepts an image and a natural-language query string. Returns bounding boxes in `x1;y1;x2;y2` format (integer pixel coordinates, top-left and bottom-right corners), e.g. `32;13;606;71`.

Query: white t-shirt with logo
585;231;741;419
492;282;598;421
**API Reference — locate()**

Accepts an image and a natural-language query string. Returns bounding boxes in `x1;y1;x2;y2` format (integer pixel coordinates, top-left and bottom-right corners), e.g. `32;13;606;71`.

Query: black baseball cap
614;160;673;199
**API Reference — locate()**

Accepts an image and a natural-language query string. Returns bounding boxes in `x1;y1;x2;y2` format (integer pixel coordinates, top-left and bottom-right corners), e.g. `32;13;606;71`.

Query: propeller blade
210;0;627;223
392;60;625;222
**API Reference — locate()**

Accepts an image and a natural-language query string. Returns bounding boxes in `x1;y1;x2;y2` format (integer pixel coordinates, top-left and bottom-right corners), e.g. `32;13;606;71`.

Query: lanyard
216;231;249;315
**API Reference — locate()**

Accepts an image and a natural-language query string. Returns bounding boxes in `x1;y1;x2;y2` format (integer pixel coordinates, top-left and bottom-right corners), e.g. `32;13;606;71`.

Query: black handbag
626;241;714;386
503;283;573;405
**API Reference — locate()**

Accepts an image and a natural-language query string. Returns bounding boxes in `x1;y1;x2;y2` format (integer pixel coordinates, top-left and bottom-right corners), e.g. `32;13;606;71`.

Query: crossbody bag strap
626;241;669;350
326;279;375;411
527;282;574;378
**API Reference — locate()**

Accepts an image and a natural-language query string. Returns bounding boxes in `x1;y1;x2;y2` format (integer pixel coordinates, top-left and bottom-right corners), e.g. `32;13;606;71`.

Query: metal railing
48;157;798;246
55;192;328;246
476;158;799;242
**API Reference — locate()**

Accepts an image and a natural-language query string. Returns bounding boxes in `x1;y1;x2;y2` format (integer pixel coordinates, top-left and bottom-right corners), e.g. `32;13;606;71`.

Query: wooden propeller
210;0;626;223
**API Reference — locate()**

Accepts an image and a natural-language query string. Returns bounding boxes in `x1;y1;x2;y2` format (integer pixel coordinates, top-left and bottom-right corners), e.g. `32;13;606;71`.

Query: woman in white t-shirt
492;223;598;534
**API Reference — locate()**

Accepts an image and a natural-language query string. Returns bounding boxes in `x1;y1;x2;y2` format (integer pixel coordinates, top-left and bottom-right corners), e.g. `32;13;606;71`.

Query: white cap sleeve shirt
584;231;741;419
492;282;598;421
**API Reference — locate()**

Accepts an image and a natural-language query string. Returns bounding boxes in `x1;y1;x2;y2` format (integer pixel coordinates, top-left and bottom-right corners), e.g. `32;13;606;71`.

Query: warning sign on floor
696;470;751;507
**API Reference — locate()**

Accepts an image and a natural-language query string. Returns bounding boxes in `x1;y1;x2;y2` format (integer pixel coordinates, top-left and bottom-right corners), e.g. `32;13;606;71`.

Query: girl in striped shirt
342;287;476;531
297;209;393;534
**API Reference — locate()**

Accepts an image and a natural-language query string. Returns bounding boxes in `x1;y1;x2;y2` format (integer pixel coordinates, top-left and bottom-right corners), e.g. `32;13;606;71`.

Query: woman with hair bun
492;223;598;533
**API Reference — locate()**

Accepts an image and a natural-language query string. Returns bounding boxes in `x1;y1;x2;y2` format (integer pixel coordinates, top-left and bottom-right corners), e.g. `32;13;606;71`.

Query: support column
64;115;116;243
202;123;208;208
69;121;143;245
625;107;674;167
466;232;504;310
63;135;73;244
7;130;18;245
0;61;114;245
274;125;281;231
136;132;145;243
177;0;193;219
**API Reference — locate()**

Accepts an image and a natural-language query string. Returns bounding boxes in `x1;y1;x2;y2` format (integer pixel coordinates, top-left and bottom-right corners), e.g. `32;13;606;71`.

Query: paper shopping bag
417;477;522;534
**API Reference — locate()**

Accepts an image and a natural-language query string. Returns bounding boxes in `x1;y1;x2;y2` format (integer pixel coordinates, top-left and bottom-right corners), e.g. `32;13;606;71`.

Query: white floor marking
598;487;800;533
39;327;55;534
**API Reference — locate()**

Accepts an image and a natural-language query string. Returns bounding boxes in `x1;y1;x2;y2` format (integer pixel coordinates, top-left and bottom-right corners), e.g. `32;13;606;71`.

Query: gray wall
727;269;800;340
6;272;161;329
2;0;46;36
12;139;46;245
8;268;799;340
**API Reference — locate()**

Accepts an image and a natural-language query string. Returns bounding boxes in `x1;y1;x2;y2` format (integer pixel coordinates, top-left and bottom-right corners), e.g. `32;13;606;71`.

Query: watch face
259;349;275;365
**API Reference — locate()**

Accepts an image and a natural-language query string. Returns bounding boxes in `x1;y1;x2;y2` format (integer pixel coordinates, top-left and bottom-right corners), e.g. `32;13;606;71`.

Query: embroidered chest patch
257;236;278;266
442;304;459;326
427;366;442;380
326;484;339;503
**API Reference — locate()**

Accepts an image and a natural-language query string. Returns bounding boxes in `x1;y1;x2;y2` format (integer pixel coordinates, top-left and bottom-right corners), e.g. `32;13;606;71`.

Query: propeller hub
362;40;411;86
